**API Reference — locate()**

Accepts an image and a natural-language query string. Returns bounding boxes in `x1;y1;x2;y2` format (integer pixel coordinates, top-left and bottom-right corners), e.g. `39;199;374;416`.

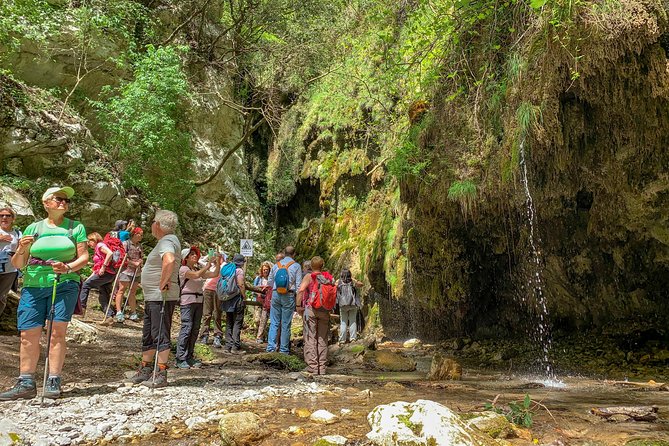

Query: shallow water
135;368;669;446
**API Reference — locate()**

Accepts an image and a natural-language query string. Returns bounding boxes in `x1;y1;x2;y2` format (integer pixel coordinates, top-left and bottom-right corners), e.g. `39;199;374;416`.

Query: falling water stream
518;139;562;386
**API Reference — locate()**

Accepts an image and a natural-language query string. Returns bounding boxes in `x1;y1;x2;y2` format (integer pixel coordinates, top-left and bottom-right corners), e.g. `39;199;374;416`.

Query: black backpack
337;280;356;307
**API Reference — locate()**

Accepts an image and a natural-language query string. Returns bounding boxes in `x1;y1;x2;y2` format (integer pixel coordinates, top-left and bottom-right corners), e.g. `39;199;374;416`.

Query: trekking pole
152;290;167;389
102;253;128;324
121;268;139;315
41;273;61;405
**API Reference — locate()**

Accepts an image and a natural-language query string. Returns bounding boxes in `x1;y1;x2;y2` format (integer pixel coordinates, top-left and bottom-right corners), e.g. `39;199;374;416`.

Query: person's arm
353;278;364;287
98;244;113;275
159;252;176;291
293;263;302;294
237;271;246;295
201;257;219;279
296;274;311;307
11;235;34;269
267;265;276;288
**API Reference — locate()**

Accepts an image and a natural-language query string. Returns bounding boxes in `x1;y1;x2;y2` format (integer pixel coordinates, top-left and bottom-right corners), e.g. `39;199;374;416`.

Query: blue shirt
267;256;302;294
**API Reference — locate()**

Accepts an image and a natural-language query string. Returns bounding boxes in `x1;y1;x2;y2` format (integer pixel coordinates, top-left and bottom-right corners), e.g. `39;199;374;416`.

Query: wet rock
466;411;513;438
310;410;337;424
315;435;348;445
427;353;462;380
219;412;270;445
366;400;496;446
0;417;21;445
363;350;416;372
403;338;422;349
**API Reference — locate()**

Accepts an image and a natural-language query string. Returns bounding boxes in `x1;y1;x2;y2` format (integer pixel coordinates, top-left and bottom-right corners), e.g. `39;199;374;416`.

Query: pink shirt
179;265;205;305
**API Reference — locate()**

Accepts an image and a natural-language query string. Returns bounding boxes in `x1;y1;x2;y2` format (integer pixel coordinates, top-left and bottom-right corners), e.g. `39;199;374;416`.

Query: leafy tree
94;45;193;210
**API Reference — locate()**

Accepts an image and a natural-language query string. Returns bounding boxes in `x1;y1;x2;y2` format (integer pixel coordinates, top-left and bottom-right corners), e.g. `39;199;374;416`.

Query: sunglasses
51;197;71;204
0;214;13;218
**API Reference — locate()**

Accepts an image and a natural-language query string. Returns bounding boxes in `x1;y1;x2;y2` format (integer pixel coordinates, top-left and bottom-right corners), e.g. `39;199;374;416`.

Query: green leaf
523;394;531;408
530;0;549;10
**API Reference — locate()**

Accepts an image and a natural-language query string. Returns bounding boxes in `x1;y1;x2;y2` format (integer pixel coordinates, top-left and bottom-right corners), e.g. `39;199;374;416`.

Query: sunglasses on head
52;197;71;204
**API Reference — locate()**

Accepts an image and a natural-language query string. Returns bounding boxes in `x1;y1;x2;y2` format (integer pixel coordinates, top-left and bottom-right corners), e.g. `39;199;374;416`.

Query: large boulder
363;350;416;372
366;400;497;446
219;412;270;446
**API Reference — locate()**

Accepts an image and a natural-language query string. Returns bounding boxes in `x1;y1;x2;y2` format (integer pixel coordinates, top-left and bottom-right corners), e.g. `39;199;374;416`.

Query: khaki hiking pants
303;306;330;375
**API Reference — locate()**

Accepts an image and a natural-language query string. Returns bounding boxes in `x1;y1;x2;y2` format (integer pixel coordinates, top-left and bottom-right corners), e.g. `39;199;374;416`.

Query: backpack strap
67;218;74;242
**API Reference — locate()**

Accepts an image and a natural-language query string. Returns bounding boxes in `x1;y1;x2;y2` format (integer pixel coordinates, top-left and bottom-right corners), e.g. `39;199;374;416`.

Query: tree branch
194;118;265;187
161;0;212;46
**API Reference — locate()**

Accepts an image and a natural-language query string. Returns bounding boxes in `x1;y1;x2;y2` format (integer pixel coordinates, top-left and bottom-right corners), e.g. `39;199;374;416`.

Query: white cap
42;186;74;202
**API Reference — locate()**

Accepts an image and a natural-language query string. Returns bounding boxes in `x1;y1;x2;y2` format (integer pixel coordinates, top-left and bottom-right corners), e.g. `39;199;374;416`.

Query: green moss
347;344;365;354
248;352;307;371
194;343;215;361
398;410;422;435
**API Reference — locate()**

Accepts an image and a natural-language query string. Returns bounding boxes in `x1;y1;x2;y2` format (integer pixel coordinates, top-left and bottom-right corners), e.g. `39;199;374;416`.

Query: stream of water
518;139;558;384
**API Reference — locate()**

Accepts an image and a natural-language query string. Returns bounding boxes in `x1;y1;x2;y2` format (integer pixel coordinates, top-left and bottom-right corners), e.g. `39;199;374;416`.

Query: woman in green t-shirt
0;186;89;401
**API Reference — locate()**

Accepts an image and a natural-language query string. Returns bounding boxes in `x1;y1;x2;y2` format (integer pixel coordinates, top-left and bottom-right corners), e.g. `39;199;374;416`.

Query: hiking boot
255;338;263;344
141;369;168;388
175;360;191;369
116;312;125;323
43;376;62;399
187;358;202;368
129;365;153;384
212;336;222;349
199;335;209;345
0;378;37;401
129;313;140;322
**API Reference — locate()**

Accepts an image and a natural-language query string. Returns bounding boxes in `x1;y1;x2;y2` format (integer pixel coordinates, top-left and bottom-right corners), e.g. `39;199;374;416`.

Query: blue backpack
216;263;240;301
275;260;295;294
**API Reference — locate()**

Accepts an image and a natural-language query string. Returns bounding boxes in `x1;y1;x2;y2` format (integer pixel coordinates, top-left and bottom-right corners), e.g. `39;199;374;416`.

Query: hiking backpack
307;271;337;311
337;280;357;307
216;262;240;301
102;232;126;273
274;260;295;294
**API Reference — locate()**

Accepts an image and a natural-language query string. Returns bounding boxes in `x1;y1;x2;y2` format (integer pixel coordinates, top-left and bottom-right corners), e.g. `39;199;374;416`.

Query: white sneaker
116;312;125;323
129;313;140;322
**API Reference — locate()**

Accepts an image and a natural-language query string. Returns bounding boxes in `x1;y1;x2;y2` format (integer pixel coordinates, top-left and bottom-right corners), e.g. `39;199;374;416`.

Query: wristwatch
66;264;72;273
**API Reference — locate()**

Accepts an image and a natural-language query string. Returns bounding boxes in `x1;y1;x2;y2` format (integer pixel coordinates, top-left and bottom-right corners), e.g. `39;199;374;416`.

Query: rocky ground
1;298;669;445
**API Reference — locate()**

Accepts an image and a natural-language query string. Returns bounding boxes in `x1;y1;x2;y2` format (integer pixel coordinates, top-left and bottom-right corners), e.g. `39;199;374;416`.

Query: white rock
403;338;422;348
310;410;337;424
185;416;207;430
366;400;495;446
137;422;156;435
319;435;348;445
0;417;21;446
340;408;352;416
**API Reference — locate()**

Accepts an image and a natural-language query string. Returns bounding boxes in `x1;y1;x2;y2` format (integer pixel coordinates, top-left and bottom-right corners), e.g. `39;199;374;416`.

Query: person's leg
199;291;213;338
78;273;100;309
115;280;128;312
19;327;42;374
338;307;348;343
0;272;17;316
213;295;223;338
176;304;192;362
98;275;116;317
279;294;295;354
257;308;268;341
157;302;176;365
232;306;244;350
303;307;317;372
225;311;234;351
315;310;330;374
266;292;280;352
188;303;204;360
349;307;358;341
128;282;140;314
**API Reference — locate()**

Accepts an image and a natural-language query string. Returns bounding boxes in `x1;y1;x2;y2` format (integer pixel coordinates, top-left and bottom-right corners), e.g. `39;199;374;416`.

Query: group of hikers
0;185;364;401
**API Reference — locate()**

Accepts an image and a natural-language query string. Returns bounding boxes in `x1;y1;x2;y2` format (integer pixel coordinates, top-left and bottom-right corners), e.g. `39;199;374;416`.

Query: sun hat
181;246;202;265
42;186;74;202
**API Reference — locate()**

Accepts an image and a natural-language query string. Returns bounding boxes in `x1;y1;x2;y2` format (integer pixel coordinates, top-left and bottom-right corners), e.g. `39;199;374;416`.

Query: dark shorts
17;281;79;331
141;300;177;352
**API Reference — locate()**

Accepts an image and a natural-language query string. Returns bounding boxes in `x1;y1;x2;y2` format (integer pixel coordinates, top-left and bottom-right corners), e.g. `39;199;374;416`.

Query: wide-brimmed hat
232;253;245;267
181;246;202;265
42;186;74;202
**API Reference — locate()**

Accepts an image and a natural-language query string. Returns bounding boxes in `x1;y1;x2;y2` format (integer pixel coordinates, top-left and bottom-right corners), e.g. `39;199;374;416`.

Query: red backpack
102;233;127;273
306;271;336;311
